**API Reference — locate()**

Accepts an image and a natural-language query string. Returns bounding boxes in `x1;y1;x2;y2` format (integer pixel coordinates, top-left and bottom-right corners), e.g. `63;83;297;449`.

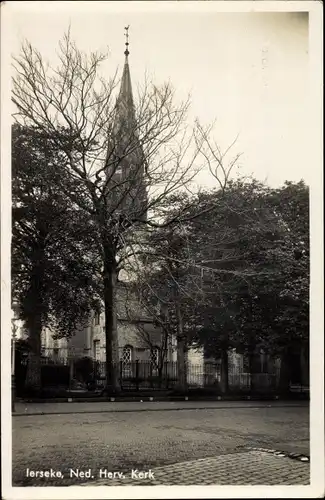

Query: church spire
114;25;135;128
124;25;130;57
109;26;147;222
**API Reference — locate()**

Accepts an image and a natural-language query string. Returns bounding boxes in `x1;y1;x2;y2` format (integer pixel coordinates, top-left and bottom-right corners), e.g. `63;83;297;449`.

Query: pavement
13;399;308;416
12;402;309;486
80;450;310;486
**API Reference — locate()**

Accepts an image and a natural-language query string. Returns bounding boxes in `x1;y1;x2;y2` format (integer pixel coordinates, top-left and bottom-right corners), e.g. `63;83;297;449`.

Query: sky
6;2;310;187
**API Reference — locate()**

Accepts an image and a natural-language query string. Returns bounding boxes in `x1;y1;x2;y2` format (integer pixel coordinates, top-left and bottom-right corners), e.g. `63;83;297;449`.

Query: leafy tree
12;124;101;388
134;179;309;393
180;179;277;390
251;181;309;389
190;180;309;392
131;182;259;391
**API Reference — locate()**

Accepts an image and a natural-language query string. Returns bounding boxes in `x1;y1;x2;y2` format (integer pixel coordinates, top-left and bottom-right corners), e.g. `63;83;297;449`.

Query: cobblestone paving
12;406;309;486
81;451;310;486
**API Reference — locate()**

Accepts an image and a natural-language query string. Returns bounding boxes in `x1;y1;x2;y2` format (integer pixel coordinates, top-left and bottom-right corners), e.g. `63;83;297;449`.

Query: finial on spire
124;25;130;56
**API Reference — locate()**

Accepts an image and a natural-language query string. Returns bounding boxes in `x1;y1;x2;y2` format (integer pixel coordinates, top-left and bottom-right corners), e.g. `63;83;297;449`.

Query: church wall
41;328;69;362
187;346;205;387
67;322;93;358
43;283;173;363
228;349;244;371
66;311;169;363
41;328;68;350
118;321;161;349
187;346;204;366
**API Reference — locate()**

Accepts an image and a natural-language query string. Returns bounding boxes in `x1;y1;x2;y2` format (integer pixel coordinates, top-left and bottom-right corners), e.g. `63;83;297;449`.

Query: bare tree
12;32;211;393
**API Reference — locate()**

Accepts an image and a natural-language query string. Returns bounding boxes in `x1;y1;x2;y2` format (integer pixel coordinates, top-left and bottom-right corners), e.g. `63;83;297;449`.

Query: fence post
119;360;123;390
164;362;168;389
149;361;153;388
135;360;139;391
69;358;74;390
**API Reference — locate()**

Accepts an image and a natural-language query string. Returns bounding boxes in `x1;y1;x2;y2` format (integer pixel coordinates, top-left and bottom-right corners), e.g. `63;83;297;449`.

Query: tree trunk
220;350;229;394
279;349;292;394
176;337;187;391
158;365;163;388
175;299;187;391
169;262;187;393
103;250;120;394
25;315;42;391
249;350;257;393
300;343;309;387
158;339;167;389
24;244;46;392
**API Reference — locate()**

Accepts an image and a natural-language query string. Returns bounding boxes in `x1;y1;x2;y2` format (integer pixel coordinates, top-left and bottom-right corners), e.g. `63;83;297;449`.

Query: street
12;402;309;486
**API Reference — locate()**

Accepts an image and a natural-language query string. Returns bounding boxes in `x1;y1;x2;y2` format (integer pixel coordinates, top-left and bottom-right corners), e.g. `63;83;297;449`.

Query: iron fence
95;361;179;390
15;353;291;394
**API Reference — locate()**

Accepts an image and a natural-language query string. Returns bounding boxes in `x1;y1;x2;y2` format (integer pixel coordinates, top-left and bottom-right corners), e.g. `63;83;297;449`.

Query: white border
1;1;324;499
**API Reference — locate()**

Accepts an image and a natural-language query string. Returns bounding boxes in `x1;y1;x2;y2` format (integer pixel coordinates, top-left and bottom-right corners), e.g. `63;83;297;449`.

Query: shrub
41;364;70;387
74;357;96;384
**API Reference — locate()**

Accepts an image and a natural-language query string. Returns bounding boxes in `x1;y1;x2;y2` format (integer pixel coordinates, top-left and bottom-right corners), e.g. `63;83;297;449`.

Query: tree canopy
12;124;102;349
133;179;309;366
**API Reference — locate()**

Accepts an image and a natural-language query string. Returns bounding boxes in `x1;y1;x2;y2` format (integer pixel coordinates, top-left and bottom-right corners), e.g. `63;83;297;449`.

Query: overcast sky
7;3;309;187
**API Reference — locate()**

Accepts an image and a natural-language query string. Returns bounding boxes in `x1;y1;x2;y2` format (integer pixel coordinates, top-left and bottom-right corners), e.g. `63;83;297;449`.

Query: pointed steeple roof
106;27;148;222
116;56;134;119
114;27;136;133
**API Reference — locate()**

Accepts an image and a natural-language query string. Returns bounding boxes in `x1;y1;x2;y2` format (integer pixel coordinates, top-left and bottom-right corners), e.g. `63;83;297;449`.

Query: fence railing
96;361;179;390
16;353;283;393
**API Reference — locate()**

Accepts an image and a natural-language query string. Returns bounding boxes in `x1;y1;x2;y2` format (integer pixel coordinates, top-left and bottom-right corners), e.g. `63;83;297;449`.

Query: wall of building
187;346;205;387
228;349;244;371
67;321;93;358
64;285;170;363
41;328;69;362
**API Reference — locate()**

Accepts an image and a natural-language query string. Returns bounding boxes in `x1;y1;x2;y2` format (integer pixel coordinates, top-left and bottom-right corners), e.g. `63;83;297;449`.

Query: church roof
117;55;134;111
114;36;136;134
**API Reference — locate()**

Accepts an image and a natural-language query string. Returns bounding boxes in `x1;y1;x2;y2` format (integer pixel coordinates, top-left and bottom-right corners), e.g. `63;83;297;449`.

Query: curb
17;395;309;404
13;402;309;417
247;447;310;463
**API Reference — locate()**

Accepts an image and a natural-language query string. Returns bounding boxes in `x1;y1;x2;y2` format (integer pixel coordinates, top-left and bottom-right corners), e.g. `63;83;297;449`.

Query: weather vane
124;25;130;56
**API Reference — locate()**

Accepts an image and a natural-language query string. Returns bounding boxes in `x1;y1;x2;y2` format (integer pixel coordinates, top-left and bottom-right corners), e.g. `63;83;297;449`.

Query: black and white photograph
1;1;323;499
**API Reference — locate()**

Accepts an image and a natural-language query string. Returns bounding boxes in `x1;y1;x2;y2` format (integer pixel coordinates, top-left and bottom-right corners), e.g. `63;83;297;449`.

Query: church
39;33;293;392
40;31;205;382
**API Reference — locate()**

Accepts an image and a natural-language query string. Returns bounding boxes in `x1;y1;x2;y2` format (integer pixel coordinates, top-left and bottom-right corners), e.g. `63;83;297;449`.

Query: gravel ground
12;405;309;486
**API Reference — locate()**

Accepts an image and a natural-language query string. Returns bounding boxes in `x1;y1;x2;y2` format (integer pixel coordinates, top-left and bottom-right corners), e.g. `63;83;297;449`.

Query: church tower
106;26;147;224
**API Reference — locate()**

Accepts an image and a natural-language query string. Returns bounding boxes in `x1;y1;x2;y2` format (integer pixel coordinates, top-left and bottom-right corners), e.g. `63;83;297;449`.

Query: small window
94;312;100;326
94;340;101;361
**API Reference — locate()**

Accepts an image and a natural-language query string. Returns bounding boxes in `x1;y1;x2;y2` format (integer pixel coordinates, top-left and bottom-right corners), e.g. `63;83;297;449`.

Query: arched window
122;345;133;378
150;347;159;368
122;345;133;365
150;347;159;376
